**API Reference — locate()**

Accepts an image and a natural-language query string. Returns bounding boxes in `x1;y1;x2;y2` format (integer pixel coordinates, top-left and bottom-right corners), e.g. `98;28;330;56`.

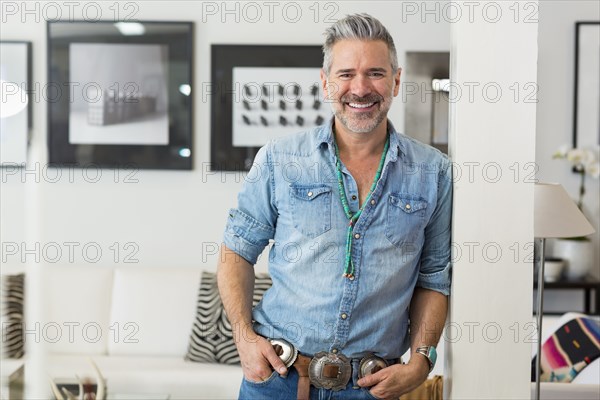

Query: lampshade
534;183;596;238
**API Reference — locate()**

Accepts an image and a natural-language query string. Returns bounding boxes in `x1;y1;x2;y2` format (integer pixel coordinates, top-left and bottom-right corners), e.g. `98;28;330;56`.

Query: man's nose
349;75;372;98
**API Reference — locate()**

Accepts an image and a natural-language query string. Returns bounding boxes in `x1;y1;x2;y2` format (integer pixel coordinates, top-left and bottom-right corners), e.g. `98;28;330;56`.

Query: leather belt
270;339;395;400
293;354;312;400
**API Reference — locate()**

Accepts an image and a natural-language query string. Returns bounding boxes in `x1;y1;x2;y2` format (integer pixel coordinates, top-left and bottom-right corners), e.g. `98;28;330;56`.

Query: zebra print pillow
185;271;272;364
1;273;25;358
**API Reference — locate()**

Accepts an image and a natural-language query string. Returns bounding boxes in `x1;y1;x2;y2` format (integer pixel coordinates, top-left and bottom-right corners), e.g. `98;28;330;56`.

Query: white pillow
108;267;202;357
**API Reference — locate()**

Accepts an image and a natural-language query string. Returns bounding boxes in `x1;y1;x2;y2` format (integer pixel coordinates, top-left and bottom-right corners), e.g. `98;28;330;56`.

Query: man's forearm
217;244;256;339
217;244;288;380
408;288;448;369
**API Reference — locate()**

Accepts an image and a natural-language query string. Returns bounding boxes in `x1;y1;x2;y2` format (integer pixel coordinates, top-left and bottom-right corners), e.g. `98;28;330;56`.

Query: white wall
537;0;600;273
0;1;450;273
536;0;600;312
2;2;596;288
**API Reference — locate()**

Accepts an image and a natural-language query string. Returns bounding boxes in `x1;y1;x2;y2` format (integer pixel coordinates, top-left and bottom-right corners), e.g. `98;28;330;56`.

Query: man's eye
339;73;352;79
369;72;384;77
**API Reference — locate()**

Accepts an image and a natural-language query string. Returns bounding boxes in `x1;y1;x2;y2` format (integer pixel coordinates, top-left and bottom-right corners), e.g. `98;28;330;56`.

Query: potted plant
552;146;599;279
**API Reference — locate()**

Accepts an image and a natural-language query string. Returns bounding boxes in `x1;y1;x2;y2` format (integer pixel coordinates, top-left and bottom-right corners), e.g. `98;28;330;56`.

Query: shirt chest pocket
290;184;332;238
385;193;429;249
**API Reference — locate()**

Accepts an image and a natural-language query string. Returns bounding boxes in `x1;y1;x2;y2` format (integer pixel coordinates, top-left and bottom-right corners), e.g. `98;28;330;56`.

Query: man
218;13;452;400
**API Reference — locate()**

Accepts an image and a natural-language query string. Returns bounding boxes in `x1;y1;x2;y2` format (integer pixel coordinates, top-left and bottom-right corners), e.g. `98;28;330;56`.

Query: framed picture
47;21;193;169
1;41;32;166
211;45;328;171
573;21;600;149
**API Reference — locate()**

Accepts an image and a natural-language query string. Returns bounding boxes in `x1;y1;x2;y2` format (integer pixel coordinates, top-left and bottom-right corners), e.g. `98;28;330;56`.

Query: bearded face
321;40;400;135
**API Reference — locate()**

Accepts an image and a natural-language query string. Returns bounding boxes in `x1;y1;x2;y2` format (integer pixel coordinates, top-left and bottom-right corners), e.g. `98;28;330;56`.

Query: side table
534;275;600;315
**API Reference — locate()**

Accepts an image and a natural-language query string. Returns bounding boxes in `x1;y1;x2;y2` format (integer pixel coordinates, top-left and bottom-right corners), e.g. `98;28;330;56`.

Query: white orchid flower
554;146;599;210
582;149;596;164
566;148;587;164
586;161;600;179
553;144;570;158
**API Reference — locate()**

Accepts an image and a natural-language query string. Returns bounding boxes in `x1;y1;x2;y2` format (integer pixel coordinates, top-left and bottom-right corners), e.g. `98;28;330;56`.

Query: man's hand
236;329;288;384
356;357;430;400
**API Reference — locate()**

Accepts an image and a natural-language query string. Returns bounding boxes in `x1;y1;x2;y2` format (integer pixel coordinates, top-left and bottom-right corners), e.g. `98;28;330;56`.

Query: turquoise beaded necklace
334;133;390;279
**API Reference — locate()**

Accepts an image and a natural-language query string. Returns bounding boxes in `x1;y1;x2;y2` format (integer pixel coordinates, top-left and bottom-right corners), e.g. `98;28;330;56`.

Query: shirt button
332;348;338;354
405;204;411;210
370;199;376;205
354;233;360;239
349;276;355;281
341;313;348;320
308;191;313;197
351;195;357;200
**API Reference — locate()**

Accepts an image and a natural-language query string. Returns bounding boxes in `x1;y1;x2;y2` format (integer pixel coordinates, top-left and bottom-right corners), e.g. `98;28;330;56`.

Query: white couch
1;266;243;399
1;266;599;399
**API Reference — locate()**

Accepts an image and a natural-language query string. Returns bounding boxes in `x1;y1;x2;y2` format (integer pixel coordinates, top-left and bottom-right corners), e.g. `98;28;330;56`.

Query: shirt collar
315;117;335;148
316;116;404;162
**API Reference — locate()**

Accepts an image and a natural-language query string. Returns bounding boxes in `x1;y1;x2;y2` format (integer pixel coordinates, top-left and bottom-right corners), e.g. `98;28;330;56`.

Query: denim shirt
223;118;452;359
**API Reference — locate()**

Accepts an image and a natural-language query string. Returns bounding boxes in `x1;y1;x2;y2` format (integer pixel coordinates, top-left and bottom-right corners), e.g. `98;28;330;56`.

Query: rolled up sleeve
417;158;453;295
223;144;277;265
224;208;275;264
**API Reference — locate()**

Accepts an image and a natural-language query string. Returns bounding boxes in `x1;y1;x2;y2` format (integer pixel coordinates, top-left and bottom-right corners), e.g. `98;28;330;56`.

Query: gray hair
322;13;398;75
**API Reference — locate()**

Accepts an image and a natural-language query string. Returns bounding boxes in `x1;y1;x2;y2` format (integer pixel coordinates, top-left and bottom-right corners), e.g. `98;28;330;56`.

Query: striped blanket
532;317;600;382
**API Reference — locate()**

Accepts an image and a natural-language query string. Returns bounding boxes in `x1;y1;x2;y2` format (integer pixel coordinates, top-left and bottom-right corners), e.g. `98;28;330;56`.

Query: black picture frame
0;41;32;166
47;21;194;170
573;21;600;150
210;45;324;171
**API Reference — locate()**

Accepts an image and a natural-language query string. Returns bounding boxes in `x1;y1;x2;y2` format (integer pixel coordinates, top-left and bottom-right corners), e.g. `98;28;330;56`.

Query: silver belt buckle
308;351;351;391
358;353;389;379
269;338;298;368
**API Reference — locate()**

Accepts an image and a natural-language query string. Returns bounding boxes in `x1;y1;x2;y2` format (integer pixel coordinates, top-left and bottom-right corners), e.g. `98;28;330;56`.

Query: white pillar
24;121;50;399
446;1;538;398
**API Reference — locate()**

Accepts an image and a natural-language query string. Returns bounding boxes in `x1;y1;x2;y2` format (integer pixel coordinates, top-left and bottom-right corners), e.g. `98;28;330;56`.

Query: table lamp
533;183;596;399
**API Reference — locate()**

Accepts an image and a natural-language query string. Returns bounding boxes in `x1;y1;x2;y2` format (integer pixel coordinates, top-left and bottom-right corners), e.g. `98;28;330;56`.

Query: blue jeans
238;364;379;400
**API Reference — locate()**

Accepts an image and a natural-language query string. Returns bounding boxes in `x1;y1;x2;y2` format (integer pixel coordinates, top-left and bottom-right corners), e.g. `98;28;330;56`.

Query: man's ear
320;69;329;98
393;67;402;97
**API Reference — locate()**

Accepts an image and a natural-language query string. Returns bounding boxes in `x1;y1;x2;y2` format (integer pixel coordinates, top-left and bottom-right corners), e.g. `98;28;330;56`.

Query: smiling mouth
347;102;376;109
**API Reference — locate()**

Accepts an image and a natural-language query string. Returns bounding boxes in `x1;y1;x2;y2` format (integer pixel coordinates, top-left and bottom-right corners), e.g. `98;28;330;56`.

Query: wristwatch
415;346;437;372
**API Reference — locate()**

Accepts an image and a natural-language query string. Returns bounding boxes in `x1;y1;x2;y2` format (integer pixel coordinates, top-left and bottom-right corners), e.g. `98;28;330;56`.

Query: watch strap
415;345;436;372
